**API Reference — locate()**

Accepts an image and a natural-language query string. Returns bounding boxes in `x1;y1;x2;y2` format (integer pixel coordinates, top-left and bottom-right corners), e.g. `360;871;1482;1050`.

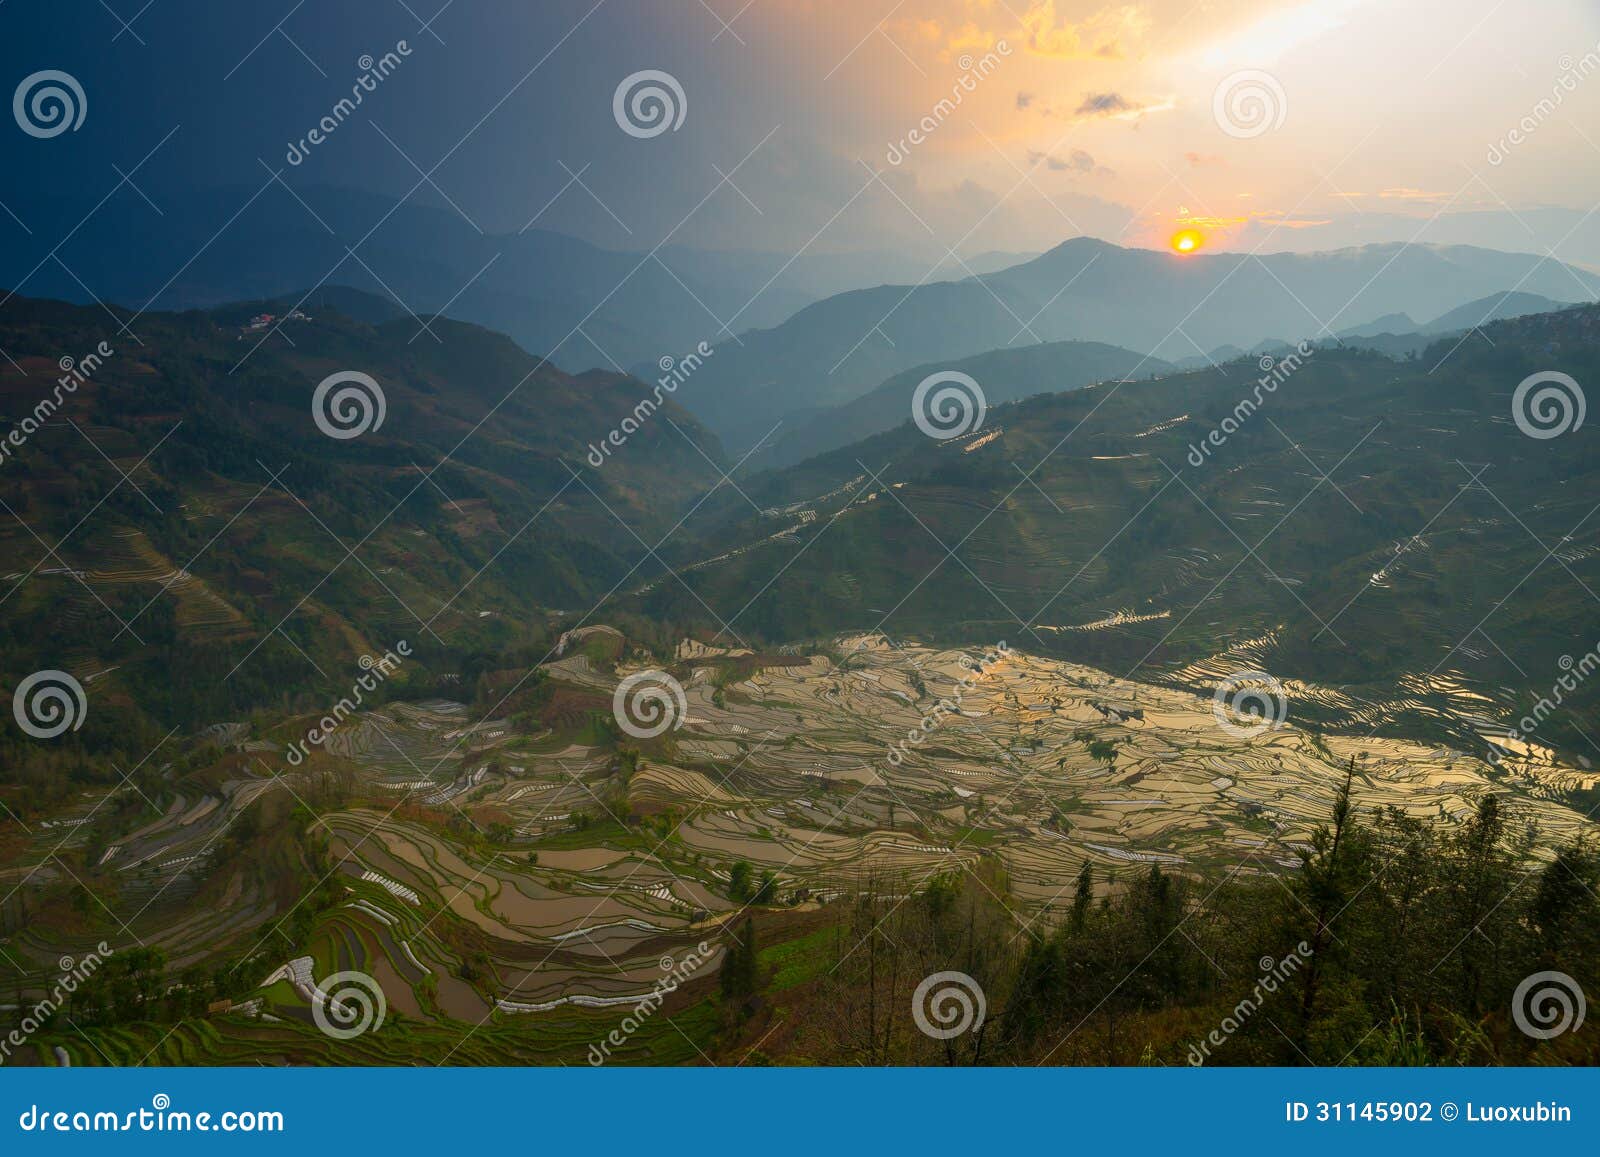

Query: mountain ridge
663;238;1600;451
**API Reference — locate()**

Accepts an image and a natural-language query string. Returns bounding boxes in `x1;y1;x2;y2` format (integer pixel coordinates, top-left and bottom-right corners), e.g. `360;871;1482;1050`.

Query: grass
758;925;838;992
50;989;723;1067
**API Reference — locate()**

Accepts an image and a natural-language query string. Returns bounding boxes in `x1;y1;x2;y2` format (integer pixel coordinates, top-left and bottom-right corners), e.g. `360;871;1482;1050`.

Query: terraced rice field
14;630;1595;1065
624;636;1596;897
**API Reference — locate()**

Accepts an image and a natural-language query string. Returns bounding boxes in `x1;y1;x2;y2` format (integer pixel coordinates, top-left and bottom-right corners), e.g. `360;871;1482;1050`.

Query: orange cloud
1021;2;1152;59
1377;187;1452;202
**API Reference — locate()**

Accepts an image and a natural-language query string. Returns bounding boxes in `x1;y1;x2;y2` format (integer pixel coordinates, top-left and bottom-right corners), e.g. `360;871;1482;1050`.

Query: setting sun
1171;228;1205;254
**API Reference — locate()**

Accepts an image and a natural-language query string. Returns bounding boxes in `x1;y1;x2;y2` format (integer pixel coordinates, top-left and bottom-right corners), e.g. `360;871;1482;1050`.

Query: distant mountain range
760;340;1175;469
1325;291;1574;359
1334;290;1569;339
1174;291;1577;368
662;239;1600;450
6;280;1599;763
14;180;1595;464
0;185;1053;381
0;184;907;376
638;303;1600;760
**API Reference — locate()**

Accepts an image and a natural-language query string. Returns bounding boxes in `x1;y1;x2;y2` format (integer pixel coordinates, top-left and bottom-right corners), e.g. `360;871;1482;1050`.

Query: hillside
639;304;1600;762
760;340;1175;469
670;239;1600;450
4;298;1596;1075
0;290;725;734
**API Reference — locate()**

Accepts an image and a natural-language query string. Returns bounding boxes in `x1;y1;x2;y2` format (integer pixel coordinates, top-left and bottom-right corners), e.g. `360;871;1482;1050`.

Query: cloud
1077;92;1134;116
1028;147;1105;175
1377;187;1452;202
890;14;1003;61
1330;188;1458;207
1179;208;1332;232
1021;2;1152;59
1036;91;1176;121
1019;88;1176;123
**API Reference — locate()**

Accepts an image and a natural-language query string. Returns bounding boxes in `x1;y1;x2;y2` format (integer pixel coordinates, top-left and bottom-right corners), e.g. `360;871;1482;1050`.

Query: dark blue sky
1;0;793;247
5;0;1599;265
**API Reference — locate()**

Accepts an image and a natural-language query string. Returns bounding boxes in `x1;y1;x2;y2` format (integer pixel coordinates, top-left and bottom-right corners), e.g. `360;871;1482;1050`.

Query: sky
5;0;1600;264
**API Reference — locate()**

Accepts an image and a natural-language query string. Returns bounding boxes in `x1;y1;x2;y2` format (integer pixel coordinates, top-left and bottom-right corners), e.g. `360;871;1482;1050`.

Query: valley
2;290;1597;1069
4;616;1595;1065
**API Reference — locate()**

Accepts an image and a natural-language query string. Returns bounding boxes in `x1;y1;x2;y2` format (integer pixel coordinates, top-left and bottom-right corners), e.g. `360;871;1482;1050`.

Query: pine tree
1071;861;1093;931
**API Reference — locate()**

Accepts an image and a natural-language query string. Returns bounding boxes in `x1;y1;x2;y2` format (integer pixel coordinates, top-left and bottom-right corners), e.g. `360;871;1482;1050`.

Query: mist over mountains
657;237;1600;450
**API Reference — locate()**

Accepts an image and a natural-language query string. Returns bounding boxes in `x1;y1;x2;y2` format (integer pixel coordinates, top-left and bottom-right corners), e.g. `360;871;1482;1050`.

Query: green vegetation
4;293;1598;1071
768;776;1600;1065
640;305;1600;764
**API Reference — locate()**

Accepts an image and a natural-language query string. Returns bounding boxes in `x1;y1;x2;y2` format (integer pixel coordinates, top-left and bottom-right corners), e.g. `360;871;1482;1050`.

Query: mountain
638;303;1600;762
1339;312;1417;338
1329;291;1576;360
0;289;725;731
760;339;1175;469
1420;290;1572;333
0;185;816;376
667;239;1600;451
8;297;1598;1077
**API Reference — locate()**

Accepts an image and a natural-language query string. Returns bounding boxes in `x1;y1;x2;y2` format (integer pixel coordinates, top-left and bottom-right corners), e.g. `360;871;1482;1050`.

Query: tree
1290;760;1370;1053
726;860;753;902
719;919;759;1017
1070;861;1093;932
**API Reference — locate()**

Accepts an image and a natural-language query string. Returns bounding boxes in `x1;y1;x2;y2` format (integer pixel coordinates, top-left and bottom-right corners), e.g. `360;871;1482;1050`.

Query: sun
1171;228;1205;254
